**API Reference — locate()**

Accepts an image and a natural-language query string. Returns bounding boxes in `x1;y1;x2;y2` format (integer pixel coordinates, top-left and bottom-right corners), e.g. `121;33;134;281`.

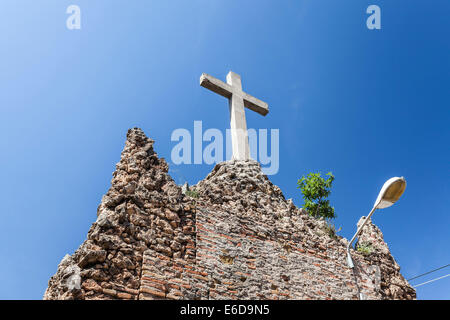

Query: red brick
140;286;165;298
117;292;133;300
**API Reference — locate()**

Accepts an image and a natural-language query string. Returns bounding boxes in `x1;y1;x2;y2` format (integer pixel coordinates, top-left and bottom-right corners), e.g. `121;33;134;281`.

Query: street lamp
346;177;407;268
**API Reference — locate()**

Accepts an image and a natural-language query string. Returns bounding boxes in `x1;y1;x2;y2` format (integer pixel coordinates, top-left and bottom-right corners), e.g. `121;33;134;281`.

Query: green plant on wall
322;223;342;239
297;172;336;219
357;242;374;256
185;190;199;199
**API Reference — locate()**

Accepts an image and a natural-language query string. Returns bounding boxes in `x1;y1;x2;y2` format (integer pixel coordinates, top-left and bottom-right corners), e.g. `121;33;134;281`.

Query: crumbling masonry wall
44;128;415;300
44;128;197;300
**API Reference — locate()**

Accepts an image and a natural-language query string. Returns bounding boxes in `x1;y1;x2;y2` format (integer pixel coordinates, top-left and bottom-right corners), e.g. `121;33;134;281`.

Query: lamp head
374;177;406;209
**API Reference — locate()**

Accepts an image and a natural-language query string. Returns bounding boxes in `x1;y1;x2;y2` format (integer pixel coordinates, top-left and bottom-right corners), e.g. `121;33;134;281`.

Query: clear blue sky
0;0;448;299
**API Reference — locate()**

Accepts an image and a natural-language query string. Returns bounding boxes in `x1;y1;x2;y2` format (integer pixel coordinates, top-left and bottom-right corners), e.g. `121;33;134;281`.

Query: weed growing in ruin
357;242;374;256
297;172;336;219
185;190;199;199
323;223;342;239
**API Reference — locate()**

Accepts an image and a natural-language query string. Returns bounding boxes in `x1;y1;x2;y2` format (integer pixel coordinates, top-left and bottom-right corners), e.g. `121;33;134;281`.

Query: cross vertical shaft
227;72;250;160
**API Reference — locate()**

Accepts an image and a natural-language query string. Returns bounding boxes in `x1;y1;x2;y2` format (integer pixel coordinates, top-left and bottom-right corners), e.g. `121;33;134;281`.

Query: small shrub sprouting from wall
322;223;342;240
185;190;199;199
297;172;336;219
357;242;374;256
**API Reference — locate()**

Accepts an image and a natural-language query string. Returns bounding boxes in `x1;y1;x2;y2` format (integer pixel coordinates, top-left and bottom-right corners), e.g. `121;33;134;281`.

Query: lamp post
346;177;407;268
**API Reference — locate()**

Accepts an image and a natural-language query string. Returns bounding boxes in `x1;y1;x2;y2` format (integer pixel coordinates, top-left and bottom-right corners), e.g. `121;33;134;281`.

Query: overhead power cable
407;264;450;282
413;273;450;288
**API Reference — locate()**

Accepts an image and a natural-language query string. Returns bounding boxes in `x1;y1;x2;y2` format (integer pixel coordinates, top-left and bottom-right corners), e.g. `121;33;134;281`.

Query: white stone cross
200;71;269;160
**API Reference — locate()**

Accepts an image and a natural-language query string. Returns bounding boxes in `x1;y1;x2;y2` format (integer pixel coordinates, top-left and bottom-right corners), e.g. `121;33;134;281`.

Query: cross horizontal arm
200;72;269;116
243;92;269;116
200;73;233;99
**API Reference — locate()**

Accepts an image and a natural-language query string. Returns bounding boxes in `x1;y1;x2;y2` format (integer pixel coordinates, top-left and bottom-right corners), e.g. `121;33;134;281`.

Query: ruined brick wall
44;128;415;300
355;217;416;299
44;128;197;300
